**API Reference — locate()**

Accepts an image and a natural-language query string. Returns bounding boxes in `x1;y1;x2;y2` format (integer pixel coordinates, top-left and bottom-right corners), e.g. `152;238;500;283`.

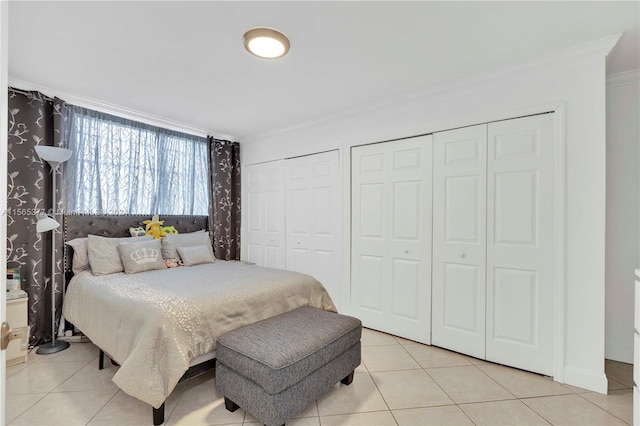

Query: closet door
243;160;286;269
351;135;432;343
486;113;555;376
285;151;343;310
432;125;488;359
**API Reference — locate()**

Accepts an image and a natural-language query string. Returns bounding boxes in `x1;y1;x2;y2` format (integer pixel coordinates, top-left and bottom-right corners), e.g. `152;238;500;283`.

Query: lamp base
36;339;70;354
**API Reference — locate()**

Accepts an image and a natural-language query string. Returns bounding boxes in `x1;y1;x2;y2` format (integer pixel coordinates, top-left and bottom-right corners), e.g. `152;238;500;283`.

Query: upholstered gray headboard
63;214;208;279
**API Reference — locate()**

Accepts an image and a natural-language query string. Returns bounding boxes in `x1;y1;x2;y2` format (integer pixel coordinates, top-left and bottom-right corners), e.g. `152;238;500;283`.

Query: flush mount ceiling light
243;27;290;59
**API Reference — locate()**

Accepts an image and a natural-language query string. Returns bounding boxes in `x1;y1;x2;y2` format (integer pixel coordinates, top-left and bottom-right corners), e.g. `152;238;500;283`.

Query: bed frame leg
152;403;164;426
98;350;104;370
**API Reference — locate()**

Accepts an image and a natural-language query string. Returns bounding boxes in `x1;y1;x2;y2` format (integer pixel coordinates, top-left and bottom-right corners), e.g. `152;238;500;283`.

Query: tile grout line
400;346;478;425
608;376;633;390
318;410;398;424
517;398;555;426
5;392;47;424
318;370;396;421
402;343;457;401
401;341;546;425
472;362;519;400
367;364;400;426
16;349;112;425
469;360;562;425
575;390;633;425
85;388;120;425
164;382;188;425
7;350;100;424
50;354;98;393
57;354;113;426
10;334;634;426
420;365;497;426
359;336;417;424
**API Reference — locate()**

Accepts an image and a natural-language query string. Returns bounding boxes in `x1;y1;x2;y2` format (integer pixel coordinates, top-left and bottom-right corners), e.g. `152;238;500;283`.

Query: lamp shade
34;146;72;166
36;213;60;233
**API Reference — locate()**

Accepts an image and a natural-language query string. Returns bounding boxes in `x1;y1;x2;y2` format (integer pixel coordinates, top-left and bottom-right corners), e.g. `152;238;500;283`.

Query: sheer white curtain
64;107;209;215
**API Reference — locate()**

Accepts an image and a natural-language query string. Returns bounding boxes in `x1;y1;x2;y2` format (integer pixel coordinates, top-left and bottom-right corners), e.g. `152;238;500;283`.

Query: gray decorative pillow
87;234;153;275
177;244;216;267
118;239;166;274
161;230;213;260
65;237;89;275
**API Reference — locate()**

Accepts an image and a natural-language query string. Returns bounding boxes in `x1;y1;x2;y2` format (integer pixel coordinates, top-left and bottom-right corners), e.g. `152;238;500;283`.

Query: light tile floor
5;328;633;425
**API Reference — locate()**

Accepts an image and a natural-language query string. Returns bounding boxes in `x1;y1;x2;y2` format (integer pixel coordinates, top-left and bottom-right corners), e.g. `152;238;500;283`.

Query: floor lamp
35;145;72;355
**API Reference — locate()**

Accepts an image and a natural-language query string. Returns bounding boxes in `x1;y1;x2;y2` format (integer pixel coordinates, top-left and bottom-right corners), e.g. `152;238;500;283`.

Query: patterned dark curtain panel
208;137;241;260
7;89;70;345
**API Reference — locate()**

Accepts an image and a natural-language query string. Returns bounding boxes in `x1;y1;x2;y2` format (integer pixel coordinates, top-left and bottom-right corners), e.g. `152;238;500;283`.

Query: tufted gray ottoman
215;306;362;426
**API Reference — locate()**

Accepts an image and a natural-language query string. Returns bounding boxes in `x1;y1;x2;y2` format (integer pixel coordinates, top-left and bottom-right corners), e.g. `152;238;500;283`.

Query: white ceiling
8;1;640;140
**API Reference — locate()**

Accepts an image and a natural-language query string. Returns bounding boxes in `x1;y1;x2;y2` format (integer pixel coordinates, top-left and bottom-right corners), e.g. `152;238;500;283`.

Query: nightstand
6;290;28;366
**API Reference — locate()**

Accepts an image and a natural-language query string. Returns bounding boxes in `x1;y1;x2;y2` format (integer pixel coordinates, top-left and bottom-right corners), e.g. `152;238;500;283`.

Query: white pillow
87;235;153;275
65;237;90;275
177;245;216;267
118;239;166;274
161;231;214;260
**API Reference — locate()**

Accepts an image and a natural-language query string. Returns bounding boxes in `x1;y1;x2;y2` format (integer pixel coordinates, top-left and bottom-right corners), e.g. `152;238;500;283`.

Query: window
64;107;209;215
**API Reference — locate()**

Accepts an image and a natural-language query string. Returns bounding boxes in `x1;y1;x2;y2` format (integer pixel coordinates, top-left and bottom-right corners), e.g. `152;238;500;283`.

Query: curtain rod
9;85;238;142
9;86;55;102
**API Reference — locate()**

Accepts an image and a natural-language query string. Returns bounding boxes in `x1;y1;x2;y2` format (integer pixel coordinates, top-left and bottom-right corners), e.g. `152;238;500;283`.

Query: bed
61;214;337;424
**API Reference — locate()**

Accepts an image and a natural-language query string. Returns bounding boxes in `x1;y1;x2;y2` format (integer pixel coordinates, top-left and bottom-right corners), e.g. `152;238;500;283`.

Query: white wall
605;70;640;364
242;36;620;393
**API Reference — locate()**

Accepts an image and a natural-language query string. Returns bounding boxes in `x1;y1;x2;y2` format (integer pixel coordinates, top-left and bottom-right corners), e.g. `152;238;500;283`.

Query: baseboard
605;344;634;364
563;365;608;394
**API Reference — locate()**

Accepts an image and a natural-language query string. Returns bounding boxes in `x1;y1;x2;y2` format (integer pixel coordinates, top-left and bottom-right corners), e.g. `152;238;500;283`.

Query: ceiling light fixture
243;27;290;59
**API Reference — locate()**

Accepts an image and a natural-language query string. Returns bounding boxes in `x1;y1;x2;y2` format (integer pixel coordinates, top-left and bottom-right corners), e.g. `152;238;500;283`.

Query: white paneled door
243;160;286;269
486;114;555;376
351;136;432;344
432;124;488;359
285;151;343;311
432;114;555;375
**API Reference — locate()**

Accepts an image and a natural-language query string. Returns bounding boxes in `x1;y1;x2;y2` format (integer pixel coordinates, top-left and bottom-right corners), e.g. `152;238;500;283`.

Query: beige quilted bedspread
62;261;336;408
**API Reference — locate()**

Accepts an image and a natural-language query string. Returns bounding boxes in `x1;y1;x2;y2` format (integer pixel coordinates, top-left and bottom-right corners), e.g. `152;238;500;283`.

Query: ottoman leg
341;370;355;386
224;397;239;412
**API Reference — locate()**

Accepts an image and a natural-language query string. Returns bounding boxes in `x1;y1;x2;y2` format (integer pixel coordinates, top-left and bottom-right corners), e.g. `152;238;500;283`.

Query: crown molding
607;69;640;88
8;78;236;141
244;34;622;143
